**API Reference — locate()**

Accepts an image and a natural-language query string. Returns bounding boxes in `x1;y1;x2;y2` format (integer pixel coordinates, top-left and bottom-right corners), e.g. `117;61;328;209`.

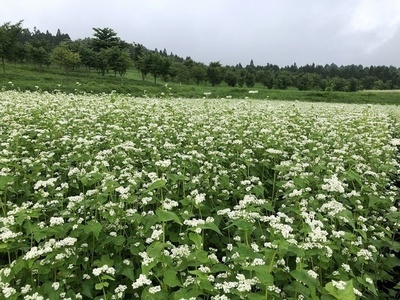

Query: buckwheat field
0;90;399;300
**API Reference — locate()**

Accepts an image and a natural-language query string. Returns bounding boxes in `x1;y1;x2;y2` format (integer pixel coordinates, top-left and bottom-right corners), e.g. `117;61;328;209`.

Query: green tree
91;27;121;52
105;46;132;82
348;78;359;92
191;63;207;85
274;72;291;89
207;62;223;86
130;43;147;62
51;42;81;81
224;70;238;87
0;21;23;73
25;40;51;69
327;77;348;91
296;73;311;90
170;62;190;84
91;27;127;76
257;70;273;89
136;53;152;81
159;56;172;82
73;39;97;74
13;42;27;64
373;79;390;90
361;76;376;90
244;70;256;88
148;53;163;84
237;69;246;88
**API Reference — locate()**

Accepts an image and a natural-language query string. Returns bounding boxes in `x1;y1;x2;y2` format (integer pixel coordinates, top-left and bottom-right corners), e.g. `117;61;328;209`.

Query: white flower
307;270;318;279
341;263;351;272
92;268;102;276
357;249;373;260
21;284;32;294
321;174;345;193
194;193;206;205
49;217;64;226
251;258;265;266
132;274;152;289
149;285;161;294
52;282;60;290
353;288;362;296
332;280;346;290
2;286;16;298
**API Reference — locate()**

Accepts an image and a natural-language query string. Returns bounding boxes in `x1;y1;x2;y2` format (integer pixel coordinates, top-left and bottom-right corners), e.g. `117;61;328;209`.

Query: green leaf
120;265;135;281
93;255;114;268
95;282;109;290
112;235;126;246
254;269;274;285
248;294;267;300
164;269;181;287
346;170;362;185
189;232;202;249
101;274;115;281
11;258;26;274
84;220;102;239
141;288;169;300
97;193;109;203
288;244;305;257
156;209;182;225
0;243;9;250
225;219;253;231
148;179;166;191
173;288;202;300
147;242;164;259
196;250;209;263
210;264;230;273
357;275;378;296
336;210;355;228
80;176;89;186
198;222;222;235
0;175;13;189
166;173;187;183
325;280;355;300
291;269;317;288
368;195;382;208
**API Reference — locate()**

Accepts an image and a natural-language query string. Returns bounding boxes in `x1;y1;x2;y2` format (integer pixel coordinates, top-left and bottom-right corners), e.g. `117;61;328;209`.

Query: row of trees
1;21;400;90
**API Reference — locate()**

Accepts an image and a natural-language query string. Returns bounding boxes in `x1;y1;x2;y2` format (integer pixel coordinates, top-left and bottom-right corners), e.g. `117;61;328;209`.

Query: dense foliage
1;21;400;90
0;91;399;299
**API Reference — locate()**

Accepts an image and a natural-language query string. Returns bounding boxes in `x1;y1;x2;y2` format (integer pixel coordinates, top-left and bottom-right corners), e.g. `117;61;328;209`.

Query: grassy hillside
1;63;400;105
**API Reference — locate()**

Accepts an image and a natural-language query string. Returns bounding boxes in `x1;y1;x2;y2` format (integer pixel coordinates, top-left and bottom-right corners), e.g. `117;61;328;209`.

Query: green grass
1;63;400;105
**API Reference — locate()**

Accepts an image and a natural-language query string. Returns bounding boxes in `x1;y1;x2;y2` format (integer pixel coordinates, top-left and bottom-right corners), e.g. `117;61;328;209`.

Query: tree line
1;21;400;91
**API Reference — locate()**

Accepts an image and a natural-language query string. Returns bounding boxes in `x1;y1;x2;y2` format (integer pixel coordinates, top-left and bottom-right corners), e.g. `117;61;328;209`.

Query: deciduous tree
51;42;81;81
0;21;23;73
207;62;223;87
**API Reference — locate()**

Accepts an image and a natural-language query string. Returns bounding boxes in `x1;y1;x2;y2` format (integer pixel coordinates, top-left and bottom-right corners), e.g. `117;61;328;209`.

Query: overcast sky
2;0;400;67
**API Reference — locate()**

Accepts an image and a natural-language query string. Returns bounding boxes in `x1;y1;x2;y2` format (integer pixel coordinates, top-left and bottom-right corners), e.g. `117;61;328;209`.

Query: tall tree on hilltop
0;21;23;73
91;27;122;51
91;27;128;76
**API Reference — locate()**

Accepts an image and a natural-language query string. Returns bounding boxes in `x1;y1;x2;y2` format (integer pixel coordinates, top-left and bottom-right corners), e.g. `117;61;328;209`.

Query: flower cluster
0;91;398;299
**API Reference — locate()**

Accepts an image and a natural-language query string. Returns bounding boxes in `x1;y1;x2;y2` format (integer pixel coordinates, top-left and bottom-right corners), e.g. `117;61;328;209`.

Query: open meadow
0;91;399;299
